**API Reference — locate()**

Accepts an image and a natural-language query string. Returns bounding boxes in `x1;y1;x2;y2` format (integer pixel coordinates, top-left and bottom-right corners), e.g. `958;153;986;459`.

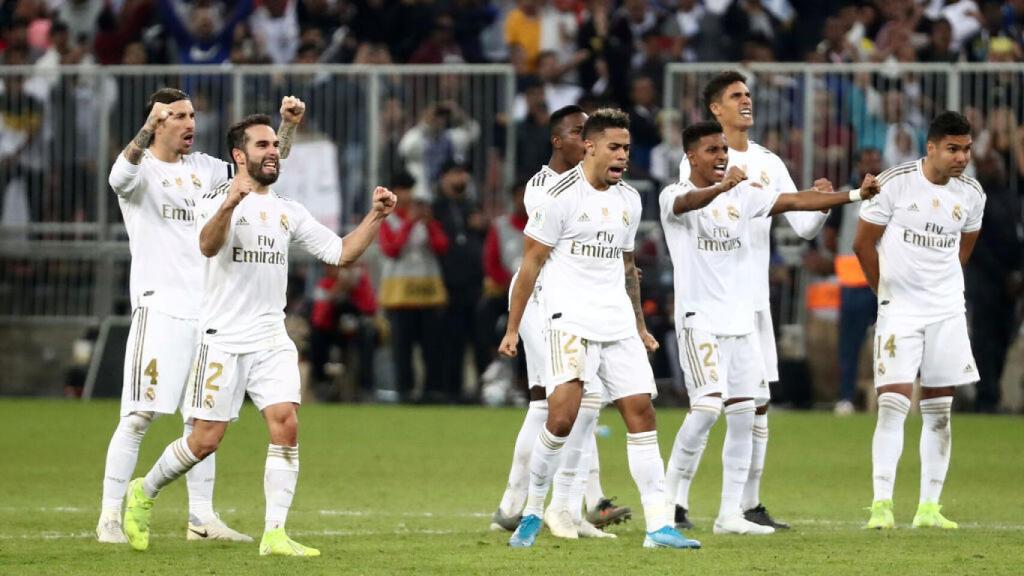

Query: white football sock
872;392;911;501
101;411;152;512
584;432;604;511
498;400;548;516
550;395;600;514
741;411;769;511
184;421;217;522
522;426;568;518
142;437;201;498
265;444;299;531
665;396;721;510
626;430;668;532
919;396;953;504
719;400;755;519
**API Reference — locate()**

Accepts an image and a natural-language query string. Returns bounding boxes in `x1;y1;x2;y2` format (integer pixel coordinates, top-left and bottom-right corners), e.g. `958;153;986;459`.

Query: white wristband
848;188;862;202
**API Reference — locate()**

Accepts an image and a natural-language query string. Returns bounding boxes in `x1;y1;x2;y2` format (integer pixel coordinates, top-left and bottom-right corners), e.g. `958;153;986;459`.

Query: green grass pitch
0;399;1021;575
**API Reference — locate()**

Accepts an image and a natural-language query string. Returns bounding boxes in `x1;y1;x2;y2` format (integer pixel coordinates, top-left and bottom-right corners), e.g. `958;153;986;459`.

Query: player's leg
604;336;699;549
665;328;722;530
493;298;548;530
913;314;977;529
124;342;244;550
583;406;633;529
715;334;773;535
98;308;188;543
508;329;589;547
742;310;788;529
866;318;923;529
247;344;320;556
547;391;603;538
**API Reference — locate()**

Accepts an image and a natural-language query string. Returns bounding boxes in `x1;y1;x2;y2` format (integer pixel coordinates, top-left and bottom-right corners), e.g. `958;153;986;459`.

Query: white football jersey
860;159;985;322
525;164;643;342
680;141;828;310
508;164;562;303
660;179;779;336
109;151;232;320
196;185;344;353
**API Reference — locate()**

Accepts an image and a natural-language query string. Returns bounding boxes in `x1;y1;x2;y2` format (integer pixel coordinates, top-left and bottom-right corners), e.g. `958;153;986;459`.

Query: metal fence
0;64;516;321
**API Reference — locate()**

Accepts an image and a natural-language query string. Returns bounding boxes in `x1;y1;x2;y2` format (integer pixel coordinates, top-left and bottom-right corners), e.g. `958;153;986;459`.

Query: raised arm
200;179;250;257
498;236;553;357
277;96;305;160
770;174;879;216
852;218;886;294
121;102;172;165
338;187;398;266
672;166;747;214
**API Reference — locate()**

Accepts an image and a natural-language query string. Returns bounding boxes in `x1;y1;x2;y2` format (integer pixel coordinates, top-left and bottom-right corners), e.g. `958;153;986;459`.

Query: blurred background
0;0;1021;414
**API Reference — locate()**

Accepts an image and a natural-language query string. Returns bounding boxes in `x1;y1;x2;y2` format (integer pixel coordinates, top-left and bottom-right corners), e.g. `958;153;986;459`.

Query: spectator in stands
505;0;542;75
661;0;713;62
308;262;380;401
817;14;859;63
0;46;46;222
251;0;300;65
626;74;660;175
514;77;551;179
512;51;581;121
378;172;449;403
936;0;983;53
410;14;466;64
433;160;487;403
649;109;684;190
93;2;155;66
159;0;255;65
881;89;922;167
634;30;669;92
398;100;480;199
449;0;498;64
480;179;528;370
967;151;1024;412
297;0;346;41
966;0;1008;61
822;148;883;414
57;0;104;47
919;17;960;62
539;0;580;74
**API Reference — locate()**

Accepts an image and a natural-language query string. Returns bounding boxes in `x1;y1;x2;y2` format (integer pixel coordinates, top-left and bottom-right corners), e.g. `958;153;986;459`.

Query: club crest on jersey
877;363;886;375
709;369;719;383
727;205;740;221
175;177;183;187
601;207;610;222
932;198;940;209
712;208;720;220
952;204;962;221
145;387;155;401
191;173;202;190
760;170;770;187
204;394;215;408
280;213;290;231
622;210;630;227
532;207;545;228
260;211;268;224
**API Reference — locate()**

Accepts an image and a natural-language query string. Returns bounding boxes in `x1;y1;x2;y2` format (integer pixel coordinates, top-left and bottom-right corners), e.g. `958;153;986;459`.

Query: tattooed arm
624;250;659;352
277;96;306;160
122;102;171;164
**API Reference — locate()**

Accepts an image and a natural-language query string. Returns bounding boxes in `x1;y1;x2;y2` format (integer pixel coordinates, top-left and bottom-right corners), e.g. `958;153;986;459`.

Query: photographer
398;100;481;199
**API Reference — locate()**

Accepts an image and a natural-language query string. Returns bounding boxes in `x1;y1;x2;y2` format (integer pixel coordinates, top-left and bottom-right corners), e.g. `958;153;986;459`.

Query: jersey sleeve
963;191;986;233
623;192;643;251
196;153;234;190
108;154;142;198
291;202;344;265
524;190;569;247
859;179;897;225
744;182;780;219
195;188;228;231
658;183;689;224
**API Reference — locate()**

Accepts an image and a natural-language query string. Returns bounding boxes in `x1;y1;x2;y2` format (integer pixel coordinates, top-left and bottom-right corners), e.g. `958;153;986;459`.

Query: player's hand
720;166;747;191
371;186;397;217
639;330;659;353
280;95;306;125
498;332;519;358
145;102;172;131
224;177;251;209
813;178;834;193
860;173;880;200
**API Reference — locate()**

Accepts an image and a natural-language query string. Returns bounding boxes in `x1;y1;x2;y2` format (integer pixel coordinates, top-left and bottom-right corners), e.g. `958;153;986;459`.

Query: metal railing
0;64;516;322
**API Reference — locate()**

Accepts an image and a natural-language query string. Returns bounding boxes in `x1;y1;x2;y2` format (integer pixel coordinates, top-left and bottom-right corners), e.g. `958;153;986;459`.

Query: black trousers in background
440;285;488;402
967;275;1017;411
388;307;444;401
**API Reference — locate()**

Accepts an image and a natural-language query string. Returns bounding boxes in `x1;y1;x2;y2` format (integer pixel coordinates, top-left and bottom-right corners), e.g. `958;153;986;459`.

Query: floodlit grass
0;400;1020;575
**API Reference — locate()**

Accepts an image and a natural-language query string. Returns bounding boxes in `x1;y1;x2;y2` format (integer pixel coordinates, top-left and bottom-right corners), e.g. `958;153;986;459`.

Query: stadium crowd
2;0;1023;411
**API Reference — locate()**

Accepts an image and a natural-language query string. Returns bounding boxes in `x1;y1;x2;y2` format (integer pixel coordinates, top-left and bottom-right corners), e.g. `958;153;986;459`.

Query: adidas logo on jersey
908;203;919;212
964;364;975;373
577;213;591;223
236;217;249;226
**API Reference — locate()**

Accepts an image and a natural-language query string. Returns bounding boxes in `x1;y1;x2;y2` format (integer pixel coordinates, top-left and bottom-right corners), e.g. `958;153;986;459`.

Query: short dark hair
682;121;724;152
226;113;273;157
391;170;416;190
549;105;585;136
927;111;971;142
146;88;189;116
582;108;629;140
703;70;747;115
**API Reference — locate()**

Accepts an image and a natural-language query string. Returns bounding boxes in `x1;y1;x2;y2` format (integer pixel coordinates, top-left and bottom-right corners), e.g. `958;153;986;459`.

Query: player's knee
755;400;769;415
546;414;575;437
189;435;221;460
123;411;154;437
692;396;723;425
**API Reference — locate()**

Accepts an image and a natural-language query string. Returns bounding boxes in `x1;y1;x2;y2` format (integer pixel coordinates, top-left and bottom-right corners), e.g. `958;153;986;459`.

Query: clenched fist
280;95;306;125
721;166;748;191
